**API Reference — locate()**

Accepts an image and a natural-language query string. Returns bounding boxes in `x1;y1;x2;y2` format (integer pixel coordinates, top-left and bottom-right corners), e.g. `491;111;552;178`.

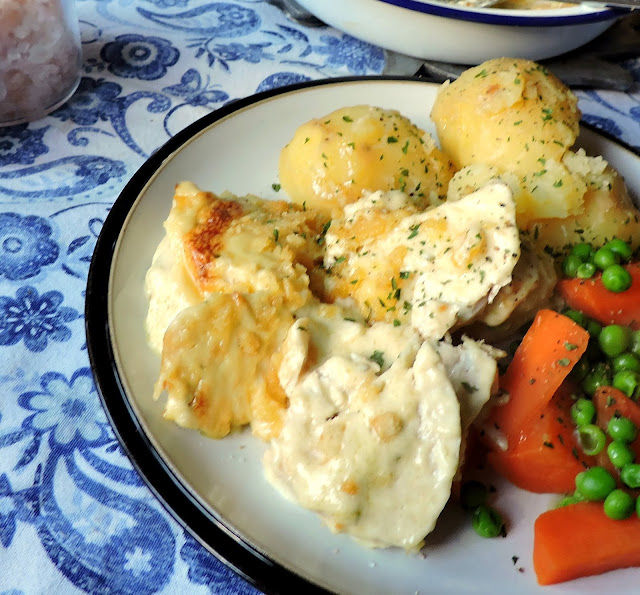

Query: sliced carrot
557;262;640;329
487;383;593;493
593;385;640;430
488;447;583;494
533;501;640;585
487;309;589;449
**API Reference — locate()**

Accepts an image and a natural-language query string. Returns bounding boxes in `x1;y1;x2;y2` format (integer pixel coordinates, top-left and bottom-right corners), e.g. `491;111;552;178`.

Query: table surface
1;2;639;594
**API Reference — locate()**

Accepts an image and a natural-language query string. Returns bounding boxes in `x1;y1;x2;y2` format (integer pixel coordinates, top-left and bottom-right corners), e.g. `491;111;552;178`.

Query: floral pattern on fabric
0;287;80;352
0;214;59;281
0;1;394;593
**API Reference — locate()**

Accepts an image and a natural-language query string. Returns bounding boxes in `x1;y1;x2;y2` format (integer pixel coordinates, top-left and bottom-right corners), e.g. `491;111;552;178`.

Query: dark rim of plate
85;75;639;595
377;0;624;26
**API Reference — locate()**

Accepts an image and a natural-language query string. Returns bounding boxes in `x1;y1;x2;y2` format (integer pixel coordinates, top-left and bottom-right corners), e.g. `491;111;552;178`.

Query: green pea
604;238;633;261
604;489;635;520
599;325;632;358
575;466;616;501
612;353;640;374
621;463;640;489
581;362;612;396
571;490;587;502
630;331;640;359
586;320;603;339
570;242;594;261
571;398;596;427
612;370;640;398
562;254;582;278
608;415;638;443
571;358;591;382
607;441;635;469
577;262;597;279
564;309;588;328
460;480;488;511
472;505;504;538
558;494;581;508
593;247;620;271
602;264;632;293
577;424;606;456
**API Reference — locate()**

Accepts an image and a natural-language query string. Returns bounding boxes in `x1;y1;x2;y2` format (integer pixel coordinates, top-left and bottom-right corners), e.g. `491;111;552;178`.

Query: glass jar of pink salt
0;0;82;126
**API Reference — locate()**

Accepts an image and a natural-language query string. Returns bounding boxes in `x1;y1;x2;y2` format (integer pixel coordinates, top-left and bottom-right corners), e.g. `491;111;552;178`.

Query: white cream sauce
265;307;463;549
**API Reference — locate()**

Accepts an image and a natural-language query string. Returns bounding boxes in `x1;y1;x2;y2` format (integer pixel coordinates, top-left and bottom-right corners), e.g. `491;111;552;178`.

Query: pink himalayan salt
0;0;82;125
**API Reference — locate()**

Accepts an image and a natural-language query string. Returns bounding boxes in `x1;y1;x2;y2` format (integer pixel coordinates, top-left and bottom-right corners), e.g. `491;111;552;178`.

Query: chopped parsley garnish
408;224;421;240
370;350;385;368
317;220;332;244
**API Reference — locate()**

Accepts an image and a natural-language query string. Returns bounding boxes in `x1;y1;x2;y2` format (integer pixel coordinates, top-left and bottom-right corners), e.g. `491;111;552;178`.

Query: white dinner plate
86;77;640;595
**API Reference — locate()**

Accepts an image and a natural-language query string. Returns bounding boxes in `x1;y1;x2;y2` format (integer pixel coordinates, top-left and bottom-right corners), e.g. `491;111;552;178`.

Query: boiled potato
526;149;640;255
446;161;585;223
447;163;523;204
279;105;455;216
431;58;583;224
431;57;580;172
447;155;640;257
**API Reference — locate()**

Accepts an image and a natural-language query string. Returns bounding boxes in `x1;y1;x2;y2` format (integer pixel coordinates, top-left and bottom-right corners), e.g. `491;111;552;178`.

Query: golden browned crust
184;197;245;282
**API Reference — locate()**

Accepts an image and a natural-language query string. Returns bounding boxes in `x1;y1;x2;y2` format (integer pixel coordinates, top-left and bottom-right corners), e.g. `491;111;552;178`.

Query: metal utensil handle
561;0;640;8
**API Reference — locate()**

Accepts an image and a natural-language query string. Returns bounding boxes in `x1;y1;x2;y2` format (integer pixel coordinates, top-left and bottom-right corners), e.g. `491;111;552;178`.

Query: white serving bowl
297;0;624;64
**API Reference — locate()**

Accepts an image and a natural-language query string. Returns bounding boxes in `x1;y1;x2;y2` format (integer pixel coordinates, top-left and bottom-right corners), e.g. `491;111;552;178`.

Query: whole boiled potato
431;58;583;225
447;154;640;257
279;105;455;216
526;150;640;255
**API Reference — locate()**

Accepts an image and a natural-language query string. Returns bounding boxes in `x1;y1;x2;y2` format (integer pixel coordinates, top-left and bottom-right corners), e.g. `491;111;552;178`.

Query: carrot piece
557;262;640;329
487;447;582;494
594;385;640;430
533;501;640;585
487;383;593;493
487;309;589;449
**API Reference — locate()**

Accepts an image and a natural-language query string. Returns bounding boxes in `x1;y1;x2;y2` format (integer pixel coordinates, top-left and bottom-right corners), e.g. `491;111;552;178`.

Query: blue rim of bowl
85;75;640;595
377;0;624;26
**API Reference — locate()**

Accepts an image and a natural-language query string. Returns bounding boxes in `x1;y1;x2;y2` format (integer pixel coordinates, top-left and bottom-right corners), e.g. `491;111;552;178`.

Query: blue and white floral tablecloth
0;1;639;593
